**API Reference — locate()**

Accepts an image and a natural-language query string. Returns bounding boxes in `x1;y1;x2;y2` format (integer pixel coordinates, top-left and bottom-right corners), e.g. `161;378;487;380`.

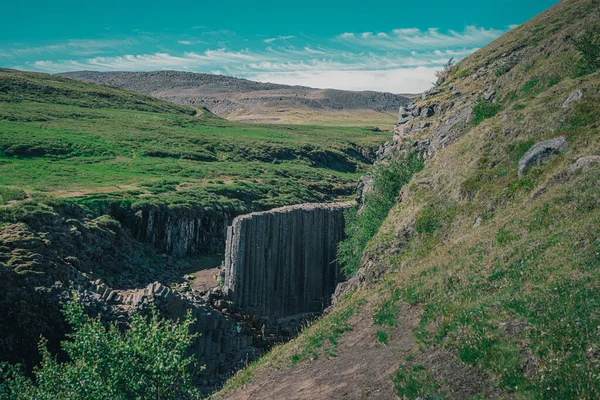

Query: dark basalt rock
223;202;352;318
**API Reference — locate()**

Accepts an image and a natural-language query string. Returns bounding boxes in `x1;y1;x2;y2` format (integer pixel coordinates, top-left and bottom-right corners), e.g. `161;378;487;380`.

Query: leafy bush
0;297;200;399
471;97;502;126
337;152;424;278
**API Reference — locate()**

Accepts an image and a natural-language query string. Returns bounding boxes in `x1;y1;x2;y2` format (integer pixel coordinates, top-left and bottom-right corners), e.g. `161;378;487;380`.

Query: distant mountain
59;70;410;126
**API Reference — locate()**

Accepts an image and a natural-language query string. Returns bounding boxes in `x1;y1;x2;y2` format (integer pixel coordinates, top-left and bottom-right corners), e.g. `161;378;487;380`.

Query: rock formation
223;202;352;317
518;136;567;176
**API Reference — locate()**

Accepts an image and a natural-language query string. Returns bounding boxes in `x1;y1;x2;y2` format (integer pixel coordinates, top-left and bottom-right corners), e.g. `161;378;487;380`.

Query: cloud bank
6;25;512;93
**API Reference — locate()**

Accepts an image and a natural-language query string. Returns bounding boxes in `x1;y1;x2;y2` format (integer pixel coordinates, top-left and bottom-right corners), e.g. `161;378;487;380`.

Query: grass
391;364;445;400
288;296;366;365
471;97;502;126
337;152;424;278
0;70;389;212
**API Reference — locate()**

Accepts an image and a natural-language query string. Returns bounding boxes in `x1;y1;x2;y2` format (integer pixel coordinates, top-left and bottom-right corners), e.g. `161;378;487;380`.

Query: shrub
472;97;502;126
0;297;200;399
337;152;424;278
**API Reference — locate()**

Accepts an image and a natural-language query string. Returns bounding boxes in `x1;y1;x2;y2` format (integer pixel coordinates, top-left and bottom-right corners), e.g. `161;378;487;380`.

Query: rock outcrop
518;136;567;176
223;202;352;317
569;155;600;173
563;89;583;108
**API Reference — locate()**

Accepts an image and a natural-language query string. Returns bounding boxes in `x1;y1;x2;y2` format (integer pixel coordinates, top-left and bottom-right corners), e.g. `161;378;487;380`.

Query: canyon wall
223;202;352;318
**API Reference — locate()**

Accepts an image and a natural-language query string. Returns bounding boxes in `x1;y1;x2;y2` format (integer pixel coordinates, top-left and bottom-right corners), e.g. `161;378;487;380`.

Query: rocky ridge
58;70;410;123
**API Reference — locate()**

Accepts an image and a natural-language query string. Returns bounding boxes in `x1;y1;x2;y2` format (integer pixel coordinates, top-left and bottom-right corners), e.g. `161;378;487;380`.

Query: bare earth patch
220;302;422;400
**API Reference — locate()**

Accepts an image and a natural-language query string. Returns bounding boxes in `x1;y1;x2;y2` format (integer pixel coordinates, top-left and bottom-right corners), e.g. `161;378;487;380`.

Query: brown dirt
220;302;422;400
191;267;220;292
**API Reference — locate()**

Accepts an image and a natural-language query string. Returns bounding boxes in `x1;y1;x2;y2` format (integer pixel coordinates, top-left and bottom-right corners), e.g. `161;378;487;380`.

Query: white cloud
4;39;136;57
11;24;508;92
339;26;505;50
263;35;295;43
249;67;437;93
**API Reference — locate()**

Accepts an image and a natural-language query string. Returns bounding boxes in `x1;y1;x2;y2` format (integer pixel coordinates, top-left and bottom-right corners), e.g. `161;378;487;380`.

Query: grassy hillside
216;0;600;398
0;69;388;210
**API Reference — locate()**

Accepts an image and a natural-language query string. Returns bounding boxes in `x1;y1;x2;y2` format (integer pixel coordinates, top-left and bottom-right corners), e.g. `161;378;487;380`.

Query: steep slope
216;0;600;398
58;70;409;126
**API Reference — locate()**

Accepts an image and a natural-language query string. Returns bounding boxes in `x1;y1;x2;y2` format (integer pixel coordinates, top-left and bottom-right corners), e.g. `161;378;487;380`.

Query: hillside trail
221;302;421;400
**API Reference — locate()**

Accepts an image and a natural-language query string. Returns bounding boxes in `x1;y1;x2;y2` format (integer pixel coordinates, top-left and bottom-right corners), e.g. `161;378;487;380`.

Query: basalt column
223;202;352;317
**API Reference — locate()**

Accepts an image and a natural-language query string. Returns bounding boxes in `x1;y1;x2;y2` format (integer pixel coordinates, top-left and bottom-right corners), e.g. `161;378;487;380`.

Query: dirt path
221;303;422;400
191;267;220;292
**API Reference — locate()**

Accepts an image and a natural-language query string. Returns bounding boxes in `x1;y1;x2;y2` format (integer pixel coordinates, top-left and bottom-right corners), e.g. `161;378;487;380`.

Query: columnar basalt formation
223;202;352;318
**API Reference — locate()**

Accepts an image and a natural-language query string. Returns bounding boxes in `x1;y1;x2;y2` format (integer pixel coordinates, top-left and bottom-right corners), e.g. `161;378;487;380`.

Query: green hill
217;0;600;398
0;69;387;209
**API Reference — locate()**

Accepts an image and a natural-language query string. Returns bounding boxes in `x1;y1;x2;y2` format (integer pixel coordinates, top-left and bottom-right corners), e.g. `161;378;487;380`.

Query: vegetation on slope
217;1;600;398
0;69;388;212
0;298;199;399
337;152;424;278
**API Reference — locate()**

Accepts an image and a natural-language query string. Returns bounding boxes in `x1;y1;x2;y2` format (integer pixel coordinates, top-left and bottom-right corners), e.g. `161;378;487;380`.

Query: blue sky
1;0;558;92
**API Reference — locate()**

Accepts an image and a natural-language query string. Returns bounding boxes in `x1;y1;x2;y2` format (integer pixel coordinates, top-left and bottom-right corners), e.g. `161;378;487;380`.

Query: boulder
484;90;496;101
563;89;583;108
517;136;567;176
420;107;435;118
568;155;600;173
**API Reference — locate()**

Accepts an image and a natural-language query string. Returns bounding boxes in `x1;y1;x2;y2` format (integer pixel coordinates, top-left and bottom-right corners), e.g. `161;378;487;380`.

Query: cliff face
125;204;238;257
223;202;352;317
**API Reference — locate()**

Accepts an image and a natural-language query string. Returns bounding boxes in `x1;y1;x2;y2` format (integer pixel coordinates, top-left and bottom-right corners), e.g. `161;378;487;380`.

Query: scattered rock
568;155;600;173
518;136;567;176
420;107;435;118
484;90;496;101
563;89;583;108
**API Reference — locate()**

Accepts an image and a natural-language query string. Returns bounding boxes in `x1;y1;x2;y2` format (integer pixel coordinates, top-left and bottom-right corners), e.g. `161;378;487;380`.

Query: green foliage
471;97;502;126
0;297;199;399
337;152;424;278
496;227;519;245
415;205;457;235
519;76;561;99
557;99;600;133
0;187;27;205
375;330;389;344
495;65;509;77
572;22;600;77
391;364;444;399
288;297;365;365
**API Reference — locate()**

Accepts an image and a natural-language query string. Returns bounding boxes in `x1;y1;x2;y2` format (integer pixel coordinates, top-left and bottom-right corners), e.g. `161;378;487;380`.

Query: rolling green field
0;69;388;210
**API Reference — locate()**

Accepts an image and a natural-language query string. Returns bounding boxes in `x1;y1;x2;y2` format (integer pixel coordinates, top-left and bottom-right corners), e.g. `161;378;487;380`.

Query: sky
1;0;559;93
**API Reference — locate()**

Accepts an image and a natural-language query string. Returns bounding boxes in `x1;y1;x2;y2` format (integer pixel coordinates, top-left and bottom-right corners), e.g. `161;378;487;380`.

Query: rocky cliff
223;202;352;317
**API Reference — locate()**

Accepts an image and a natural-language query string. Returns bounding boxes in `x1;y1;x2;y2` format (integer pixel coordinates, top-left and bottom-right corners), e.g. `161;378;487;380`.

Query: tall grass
337;152;424;278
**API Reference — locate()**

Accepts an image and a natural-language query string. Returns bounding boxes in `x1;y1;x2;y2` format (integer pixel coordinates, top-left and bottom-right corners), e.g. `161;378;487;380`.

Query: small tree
434;57;456;86
0;296;199;400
